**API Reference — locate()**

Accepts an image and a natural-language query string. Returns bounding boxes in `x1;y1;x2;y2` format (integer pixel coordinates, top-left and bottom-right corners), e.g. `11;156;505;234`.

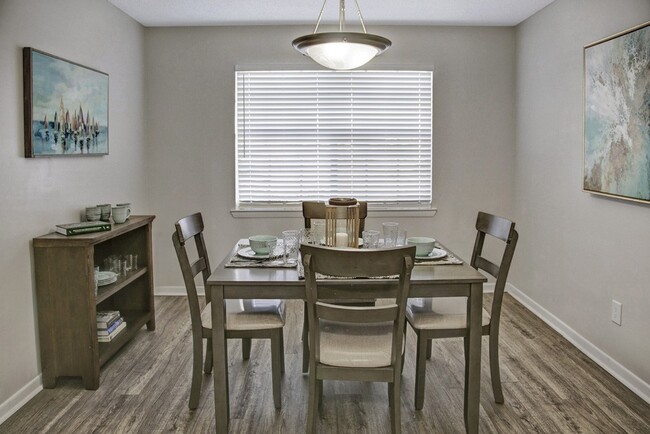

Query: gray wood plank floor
1;295;648;433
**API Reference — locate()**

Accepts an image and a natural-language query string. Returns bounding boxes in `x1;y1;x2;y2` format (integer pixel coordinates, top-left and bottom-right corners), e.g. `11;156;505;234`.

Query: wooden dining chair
301;200;369;373
406;211;518;409
172;212;286;410
301;244;415;434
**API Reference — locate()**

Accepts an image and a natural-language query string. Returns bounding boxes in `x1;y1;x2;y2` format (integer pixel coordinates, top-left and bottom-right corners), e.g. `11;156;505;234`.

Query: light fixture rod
353;0;368;33
339;0;345;32
313;0;328;33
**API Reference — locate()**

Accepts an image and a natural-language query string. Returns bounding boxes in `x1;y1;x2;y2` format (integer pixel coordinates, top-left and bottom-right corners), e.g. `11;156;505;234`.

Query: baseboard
0;374;42;425
506;282;650;404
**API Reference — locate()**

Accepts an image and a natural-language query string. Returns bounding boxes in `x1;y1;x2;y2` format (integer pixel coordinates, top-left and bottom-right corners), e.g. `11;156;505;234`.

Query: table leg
211;284;230;434
464;282;482;434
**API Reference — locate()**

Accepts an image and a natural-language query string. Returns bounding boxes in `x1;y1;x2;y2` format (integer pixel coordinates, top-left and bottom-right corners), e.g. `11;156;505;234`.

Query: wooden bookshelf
33;215;155;389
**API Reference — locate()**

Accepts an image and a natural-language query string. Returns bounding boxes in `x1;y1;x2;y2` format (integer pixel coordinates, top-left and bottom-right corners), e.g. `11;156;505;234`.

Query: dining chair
301;244;415;434
406;211;518;409
300;200;369;373
172;212;286;410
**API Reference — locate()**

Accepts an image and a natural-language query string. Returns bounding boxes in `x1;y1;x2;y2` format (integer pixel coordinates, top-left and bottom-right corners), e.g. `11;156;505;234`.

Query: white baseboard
506;282;650;404
0;374;42;425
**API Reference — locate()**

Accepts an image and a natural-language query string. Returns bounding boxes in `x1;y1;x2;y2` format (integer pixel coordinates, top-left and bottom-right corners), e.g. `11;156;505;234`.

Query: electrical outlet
611;300;622;326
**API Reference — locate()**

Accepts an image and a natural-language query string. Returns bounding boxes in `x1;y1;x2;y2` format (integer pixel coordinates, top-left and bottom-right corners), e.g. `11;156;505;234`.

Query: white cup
112;206;130;224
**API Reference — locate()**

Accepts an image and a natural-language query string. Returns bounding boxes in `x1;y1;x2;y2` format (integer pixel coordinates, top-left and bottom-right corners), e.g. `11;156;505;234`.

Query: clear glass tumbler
282;230;300;265
362;230;380;249
396;230;408;246
382;222;399;247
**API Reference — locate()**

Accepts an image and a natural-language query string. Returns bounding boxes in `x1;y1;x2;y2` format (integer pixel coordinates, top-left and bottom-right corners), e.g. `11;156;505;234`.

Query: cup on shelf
85;206;101;222
282;230;300;265
112;206;130;224
116;203;131;219
382;222;399;247
96;204;111;222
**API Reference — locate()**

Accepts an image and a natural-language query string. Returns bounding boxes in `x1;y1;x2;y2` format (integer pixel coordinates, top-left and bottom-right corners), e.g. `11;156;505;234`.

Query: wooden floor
2;295;649;433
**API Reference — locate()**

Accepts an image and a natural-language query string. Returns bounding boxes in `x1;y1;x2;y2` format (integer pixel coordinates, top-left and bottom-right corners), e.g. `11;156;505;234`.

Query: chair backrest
470;211;518;327
172;213;212;333
302;201;368;236
301;244;415;368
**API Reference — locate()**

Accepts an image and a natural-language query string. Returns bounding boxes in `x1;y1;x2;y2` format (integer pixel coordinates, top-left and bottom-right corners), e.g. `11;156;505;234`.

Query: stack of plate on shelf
96;271;118;287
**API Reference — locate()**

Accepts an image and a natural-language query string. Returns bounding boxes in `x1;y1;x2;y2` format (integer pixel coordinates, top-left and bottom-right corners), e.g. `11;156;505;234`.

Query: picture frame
583;21;649;204
23;47;109;157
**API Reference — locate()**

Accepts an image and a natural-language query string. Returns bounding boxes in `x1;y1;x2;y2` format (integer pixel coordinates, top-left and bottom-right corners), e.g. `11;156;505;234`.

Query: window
235;70;432;209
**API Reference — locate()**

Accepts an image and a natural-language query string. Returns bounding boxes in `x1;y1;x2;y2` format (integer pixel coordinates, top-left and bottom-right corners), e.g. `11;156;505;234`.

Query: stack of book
96;310;126;342
56;221;111;236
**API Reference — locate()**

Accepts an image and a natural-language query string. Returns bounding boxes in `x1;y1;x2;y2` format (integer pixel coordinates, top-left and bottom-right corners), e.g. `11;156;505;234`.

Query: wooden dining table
207;241;487;434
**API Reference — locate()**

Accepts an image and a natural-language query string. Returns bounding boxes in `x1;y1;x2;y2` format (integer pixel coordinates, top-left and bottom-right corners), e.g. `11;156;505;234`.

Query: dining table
207;239;488;434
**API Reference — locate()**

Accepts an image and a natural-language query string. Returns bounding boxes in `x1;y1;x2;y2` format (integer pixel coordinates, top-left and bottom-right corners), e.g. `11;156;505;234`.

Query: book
96;310;121;328
97;318;124;335
55;221;111;236
97;321;127;342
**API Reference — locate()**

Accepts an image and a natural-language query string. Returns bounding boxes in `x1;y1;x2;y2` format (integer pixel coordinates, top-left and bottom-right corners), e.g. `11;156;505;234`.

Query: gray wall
143;25;517;287
0;0;146;407
514;0;650;382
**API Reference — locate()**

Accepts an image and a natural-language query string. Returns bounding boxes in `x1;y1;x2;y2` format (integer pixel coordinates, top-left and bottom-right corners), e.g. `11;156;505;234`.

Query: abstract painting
23;48;109;157
583;21;649;204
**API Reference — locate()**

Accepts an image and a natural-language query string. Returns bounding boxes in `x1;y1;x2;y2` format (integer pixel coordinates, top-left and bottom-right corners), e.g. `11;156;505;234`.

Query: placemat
224;241;297;269
414;245;464;266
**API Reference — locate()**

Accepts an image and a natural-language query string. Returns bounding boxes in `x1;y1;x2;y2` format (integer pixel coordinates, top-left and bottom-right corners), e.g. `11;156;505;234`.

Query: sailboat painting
23;48;108;157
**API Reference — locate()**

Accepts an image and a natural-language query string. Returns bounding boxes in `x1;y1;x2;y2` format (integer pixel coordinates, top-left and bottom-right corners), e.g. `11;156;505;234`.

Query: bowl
249;235;278;255
406;237;436;257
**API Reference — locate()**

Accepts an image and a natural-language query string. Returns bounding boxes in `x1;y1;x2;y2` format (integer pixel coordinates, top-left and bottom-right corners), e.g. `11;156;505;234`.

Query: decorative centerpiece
325;198;360;248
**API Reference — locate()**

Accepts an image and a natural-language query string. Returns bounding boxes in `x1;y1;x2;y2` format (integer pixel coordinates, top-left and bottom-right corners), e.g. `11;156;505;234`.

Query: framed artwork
23;47;109;157
583;21;649;204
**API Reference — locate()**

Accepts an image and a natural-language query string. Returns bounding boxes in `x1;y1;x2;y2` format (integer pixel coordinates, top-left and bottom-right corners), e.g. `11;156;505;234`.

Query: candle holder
325;198;360;248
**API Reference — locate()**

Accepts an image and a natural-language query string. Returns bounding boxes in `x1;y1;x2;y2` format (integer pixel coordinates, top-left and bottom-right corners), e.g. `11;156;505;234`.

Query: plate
416;248;447;260
96;271;118;286
237;246;283;260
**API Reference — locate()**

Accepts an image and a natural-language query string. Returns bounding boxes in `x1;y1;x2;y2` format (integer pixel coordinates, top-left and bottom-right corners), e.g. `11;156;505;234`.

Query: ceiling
107;0;556;28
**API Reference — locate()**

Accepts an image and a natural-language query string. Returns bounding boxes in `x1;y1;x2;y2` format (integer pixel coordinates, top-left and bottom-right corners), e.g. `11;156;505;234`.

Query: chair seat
406;297;490;330
201;300;285;331
318;319;395;368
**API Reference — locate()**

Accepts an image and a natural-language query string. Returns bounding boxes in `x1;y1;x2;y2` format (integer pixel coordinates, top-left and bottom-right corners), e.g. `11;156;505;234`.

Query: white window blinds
235;70;432;207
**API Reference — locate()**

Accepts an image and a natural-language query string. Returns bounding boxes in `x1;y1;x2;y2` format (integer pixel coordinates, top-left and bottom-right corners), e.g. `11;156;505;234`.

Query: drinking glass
311;220;325;245
362;230;380;249
382;222;399;247
396;230;408;246
282;230;300;265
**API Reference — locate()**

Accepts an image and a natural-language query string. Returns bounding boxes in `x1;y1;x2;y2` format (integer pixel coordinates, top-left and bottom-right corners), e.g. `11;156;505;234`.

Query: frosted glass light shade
293;32;391;70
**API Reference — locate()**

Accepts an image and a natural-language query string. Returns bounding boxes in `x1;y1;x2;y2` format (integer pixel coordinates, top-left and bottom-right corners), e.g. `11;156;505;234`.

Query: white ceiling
107;0;556;28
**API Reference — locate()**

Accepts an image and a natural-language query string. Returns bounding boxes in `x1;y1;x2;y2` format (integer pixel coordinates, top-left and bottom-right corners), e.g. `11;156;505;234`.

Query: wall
0;0;145;414
514;0;650;385
143;25;517;287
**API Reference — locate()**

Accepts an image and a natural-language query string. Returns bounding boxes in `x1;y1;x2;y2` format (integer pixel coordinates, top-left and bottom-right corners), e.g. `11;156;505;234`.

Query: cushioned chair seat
319;319;394;368
201;300;285;331
406;297;490;330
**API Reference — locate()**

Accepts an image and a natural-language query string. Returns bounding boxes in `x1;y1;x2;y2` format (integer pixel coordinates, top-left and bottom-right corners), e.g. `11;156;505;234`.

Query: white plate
237;246;284;260
416;248;447;260
96;271;118;286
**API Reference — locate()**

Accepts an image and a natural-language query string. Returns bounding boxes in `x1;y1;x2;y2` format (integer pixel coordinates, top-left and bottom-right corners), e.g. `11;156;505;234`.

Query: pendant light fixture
292;0;391;70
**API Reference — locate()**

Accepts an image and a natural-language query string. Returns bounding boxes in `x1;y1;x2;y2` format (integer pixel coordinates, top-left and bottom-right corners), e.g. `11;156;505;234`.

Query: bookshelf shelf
33;215;156;390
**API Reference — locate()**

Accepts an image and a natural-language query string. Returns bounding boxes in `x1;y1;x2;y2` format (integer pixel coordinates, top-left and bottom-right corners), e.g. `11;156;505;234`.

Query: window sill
230;206;437;219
